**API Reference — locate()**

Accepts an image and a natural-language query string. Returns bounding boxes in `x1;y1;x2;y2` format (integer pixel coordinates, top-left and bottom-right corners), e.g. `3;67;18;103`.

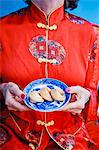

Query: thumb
65;99;85;110
8;83;25;99
65;101;79;110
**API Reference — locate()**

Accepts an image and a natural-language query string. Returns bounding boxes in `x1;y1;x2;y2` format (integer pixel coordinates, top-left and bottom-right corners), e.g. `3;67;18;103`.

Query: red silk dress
0;2;99;150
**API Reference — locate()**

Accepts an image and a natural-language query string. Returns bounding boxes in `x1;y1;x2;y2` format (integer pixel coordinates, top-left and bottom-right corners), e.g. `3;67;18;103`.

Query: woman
0;0;99;149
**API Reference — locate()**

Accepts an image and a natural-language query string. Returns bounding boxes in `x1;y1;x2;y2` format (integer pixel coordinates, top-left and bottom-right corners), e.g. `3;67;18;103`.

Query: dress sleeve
84;25;99;121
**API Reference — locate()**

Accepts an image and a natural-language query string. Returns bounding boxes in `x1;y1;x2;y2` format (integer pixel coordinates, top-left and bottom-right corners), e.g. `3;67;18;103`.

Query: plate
23;78;71;112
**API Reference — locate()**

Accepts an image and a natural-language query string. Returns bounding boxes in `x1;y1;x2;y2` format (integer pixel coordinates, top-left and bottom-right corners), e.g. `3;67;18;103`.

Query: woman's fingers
65;99;85;110
70;94;77;102
66;86;90;102
6;90;30;111
67;86;87;94
13;101;30;111
62;100;82;114
63;86;91;113
7;106;18;111
2;82;30;112
15;96;25;104
7;82;25;100
68;109;82;114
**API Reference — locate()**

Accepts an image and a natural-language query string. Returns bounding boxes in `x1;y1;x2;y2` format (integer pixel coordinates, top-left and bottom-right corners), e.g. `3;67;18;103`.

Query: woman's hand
62;86;90;114
0;82;30;111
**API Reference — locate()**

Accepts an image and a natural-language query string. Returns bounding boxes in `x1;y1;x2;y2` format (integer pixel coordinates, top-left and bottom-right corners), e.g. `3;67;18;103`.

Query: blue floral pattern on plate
23;78;71;112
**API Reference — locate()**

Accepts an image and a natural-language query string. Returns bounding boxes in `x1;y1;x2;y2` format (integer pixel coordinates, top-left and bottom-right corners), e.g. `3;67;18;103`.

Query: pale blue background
0;0;99;24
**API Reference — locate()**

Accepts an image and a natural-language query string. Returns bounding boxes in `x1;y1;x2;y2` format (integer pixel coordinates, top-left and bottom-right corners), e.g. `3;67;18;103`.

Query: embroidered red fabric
0;2;99;150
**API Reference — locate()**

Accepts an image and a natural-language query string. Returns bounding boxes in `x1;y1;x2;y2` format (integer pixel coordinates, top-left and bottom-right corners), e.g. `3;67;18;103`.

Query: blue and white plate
23;78;71;112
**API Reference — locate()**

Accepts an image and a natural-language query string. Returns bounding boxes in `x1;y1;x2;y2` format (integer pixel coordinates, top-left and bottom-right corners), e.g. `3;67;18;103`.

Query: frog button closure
37;23;57;31
36;120;54;127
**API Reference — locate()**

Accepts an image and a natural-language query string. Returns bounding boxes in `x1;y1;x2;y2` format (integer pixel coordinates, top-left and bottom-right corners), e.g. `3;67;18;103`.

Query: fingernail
66;88;71;93
21;94;25;99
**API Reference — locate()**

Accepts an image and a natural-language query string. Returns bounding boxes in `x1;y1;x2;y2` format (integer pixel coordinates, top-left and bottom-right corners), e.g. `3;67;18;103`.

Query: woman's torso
0;4;94;88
